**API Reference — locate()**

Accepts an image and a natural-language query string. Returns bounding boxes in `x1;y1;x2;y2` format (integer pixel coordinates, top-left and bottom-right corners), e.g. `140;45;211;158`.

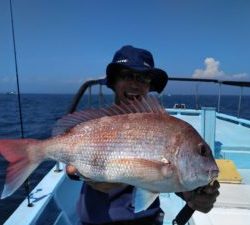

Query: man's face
113;69;151;104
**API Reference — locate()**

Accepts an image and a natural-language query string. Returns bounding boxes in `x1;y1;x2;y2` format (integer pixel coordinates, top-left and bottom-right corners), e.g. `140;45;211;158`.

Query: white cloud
192;57;249;80
231;73;248;79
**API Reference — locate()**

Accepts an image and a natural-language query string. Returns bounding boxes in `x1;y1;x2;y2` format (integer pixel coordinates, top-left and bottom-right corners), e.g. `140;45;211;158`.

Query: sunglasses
118;70;151;84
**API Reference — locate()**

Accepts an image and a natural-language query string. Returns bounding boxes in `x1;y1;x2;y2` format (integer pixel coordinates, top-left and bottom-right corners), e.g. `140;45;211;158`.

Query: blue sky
0;0;250;94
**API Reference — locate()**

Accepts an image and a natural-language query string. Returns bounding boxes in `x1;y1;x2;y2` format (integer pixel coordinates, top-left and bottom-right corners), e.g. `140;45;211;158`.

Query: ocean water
0;93;250;224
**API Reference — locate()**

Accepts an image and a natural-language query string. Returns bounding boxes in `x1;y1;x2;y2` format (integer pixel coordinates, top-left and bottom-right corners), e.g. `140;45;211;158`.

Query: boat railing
167;108;250;127
67;77;107;113
67;76;250;117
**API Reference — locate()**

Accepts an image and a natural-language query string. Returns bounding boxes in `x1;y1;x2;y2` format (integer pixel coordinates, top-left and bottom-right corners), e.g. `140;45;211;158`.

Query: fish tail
0;139;44;199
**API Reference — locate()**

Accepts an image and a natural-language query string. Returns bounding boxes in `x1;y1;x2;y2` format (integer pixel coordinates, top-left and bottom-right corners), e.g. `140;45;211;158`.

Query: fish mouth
208;169;219;183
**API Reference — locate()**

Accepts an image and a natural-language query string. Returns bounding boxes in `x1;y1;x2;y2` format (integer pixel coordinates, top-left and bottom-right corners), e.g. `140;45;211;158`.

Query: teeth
127;93;139;96
124;92;141;100
208;170;219;184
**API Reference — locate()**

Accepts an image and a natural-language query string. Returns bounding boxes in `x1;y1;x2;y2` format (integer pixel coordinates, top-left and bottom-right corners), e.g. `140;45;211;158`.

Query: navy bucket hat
106;45;168;93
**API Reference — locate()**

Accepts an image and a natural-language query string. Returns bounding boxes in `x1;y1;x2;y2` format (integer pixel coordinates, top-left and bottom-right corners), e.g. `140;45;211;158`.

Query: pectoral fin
132;188;159;213
108;158;175;181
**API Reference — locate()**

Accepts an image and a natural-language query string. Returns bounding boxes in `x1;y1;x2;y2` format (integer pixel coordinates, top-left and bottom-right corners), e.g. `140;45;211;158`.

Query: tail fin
0;139;44;199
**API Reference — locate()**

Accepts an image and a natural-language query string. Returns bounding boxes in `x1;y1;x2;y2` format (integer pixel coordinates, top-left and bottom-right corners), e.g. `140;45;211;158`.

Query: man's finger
202;180;220;194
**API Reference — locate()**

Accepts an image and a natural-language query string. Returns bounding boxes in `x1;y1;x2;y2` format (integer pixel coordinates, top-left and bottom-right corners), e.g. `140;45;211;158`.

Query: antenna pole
9;0;33;207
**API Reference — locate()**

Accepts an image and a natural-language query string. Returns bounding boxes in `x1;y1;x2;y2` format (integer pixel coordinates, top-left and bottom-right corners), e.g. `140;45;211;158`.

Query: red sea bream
0;96;219;211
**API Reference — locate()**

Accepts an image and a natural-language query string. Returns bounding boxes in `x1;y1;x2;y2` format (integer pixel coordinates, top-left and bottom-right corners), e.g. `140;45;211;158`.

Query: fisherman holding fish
0;45;220;225
66;45;220;225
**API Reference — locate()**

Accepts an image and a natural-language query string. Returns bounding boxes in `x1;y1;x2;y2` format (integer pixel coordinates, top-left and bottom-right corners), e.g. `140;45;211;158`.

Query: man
67;45;220;225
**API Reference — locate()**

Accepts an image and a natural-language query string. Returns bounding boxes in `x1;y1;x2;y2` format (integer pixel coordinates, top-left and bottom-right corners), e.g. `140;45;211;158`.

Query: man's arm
66;165;126;193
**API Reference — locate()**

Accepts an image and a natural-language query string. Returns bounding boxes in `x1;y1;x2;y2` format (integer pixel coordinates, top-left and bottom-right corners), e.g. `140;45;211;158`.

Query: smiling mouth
124;92;142;101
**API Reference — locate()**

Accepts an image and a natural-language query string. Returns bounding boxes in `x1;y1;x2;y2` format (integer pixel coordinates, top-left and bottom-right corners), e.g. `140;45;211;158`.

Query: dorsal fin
52;95;166;136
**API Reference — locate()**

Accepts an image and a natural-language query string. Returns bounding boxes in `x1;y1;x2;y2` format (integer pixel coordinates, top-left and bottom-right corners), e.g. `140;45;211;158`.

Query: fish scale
48;114;167;185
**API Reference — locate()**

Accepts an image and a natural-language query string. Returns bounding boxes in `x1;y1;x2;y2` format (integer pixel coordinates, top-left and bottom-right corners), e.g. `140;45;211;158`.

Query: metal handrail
68;78;106;113
168;77;250;87
168;77;250;117
67;76;250;116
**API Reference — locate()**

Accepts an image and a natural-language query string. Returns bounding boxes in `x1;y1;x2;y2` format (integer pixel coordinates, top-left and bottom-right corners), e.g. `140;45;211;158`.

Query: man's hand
66;164;78;175
66;164;126;193
182;180;220;213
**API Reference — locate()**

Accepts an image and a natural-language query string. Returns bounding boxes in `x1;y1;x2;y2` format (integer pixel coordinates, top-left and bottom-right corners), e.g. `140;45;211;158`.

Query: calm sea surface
0;93;250;224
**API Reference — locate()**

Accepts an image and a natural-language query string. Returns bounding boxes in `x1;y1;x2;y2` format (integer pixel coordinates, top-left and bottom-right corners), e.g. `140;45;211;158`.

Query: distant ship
6;91;16;95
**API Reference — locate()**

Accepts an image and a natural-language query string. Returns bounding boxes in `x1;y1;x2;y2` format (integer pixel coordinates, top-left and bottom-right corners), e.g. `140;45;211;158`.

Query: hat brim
106;63;168;93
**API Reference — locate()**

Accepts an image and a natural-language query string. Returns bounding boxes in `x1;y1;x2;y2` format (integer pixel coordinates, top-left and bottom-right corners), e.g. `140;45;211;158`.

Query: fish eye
199;143;207;157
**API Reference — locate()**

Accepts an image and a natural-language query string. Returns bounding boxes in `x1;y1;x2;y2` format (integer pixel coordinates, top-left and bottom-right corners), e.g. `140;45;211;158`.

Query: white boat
5;91;16;95
173;103;186;109
3;78;250;225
